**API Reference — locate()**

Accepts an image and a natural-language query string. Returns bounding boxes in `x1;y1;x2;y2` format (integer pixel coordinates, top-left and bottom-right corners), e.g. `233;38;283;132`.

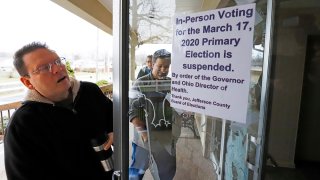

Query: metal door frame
112;0;276;179
255;0;275;179
113;0;130;179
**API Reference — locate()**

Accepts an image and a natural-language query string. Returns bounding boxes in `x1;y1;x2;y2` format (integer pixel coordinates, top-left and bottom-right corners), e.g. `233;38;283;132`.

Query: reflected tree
129;0;173;80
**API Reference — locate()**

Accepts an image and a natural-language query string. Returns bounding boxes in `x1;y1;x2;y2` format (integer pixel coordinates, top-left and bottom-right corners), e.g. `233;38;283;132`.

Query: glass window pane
128;0;269;179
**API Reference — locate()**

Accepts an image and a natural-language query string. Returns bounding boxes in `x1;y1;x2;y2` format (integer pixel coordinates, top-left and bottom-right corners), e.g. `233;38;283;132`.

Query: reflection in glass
128;0;269;179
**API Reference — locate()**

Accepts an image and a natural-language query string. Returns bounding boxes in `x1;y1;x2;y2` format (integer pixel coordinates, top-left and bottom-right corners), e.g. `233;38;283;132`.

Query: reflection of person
129;49;181;180
4;42;114;180
136;55;153;79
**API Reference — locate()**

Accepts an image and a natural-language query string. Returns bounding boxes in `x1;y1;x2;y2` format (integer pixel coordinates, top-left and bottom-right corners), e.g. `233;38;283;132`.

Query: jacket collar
24;77;80;105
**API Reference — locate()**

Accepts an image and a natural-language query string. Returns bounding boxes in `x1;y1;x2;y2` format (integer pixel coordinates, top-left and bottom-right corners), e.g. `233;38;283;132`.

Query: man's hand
131;117;145;127
136;126;148;142
103;132;113;150
140;132;148;142
131;117;148;142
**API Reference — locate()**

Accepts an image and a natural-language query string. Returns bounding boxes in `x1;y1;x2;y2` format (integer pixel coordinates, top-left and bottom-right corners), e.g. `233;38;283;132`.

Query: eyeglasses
29;57;66;75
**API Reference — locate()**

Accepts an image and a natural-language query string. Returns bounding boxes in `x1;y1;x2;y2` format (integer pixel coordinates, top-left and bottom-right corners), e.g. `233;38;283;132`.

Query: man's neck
54;88;74;109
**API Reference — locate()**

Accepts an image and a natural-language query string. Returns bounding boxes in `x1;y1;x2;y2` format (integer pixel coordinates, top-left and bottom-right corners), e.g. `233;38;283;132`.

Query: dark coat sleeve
136;68;144;79
77;82;113;135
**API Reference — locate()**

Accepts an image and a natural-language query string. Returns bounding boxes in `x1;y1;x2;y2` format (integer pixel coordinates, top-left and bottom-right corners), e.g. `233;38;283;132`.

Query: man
136;55;153;79
129;49;181;180
4;42;114;180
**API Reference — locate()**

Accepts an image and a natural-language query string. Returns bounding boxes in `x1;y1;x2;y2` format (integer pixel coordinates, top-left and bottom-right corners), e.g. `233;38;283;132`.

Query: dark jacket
128;74;181;180
129;74;180;149
136;66;152;79
4;79;113;180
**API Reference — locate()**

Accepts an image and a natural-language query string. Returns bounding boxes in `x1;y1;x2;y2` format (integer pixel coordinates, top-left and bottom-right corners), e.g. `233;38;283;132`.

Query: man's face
152;57;170;79
21;48;71;102
146;57;152;69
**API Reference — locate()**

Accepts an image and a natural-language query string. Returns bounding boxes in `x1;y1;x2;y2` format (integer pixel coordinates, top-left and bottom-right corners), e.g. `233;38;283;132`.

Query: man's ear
20;76;34;90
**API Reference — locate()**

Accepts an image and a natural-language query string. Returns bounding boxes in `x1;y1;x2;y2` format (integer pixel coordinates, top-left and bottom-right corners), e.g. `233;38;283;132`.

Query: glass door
113;0;273;179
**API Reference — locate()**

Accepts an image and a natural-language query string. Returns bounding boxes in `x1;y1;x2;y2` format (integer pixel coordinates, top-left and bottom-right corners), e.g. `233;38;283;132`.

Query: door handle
245;134;260;172
113;170;121;180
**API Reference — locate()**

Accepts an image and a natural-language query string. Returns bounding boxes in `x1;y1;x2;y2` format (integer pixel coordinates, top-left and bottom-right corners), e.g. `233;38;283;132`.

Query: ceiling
51;0;113;34
98;0;113;13
50;0;226;35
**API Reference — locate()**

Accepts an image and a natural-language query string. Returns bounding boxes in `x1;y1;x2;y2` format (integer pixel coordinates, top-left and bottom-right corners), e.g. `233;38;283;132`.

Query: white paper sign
171;3;256;123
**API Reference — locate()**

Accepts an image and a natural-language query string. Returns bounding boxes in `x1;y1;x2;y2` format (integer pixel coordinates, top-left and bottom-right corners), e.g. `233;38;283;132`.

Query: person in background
4;42;114;180
136;55;153;79
129;49;181;180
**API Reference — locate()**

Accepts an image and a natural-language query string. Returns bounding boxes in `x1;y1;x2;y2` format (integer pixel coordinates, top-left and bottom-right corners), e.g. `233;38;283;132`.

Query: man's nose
161;67;168;72
51;63;64;74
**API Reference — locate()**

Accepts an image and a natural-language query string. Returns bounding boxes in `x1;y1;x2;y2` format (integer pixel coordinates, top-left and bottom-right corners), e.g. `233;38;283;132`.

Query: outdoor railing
0;101;22;139
0;84;113;141
100;84;113;100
